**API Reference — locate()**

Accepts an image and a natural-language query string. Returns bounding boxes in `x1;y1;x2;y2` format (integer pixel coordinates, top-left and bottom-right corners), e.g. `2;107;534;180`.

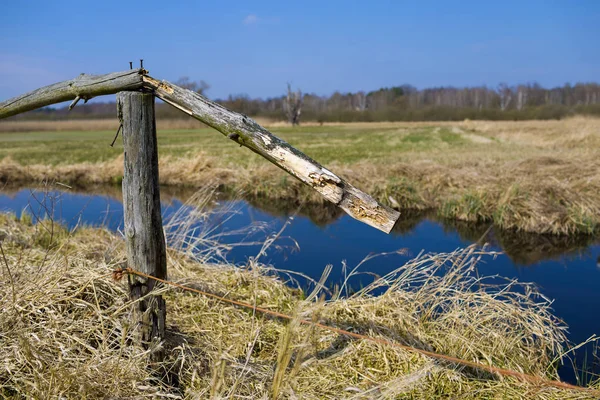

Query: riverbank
1;213;598;398
1;118;599;235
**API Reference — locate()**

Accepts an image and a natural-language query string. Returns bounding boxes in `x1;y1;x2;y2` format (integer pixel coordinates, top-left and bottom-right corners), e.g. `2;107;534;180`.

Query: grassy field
2;209;598;399
1;118;599;235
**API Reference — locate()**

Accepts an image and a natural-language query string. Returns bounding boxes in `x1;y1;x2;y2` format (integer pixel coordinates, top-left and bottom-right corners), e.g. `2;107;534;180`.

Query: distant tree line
217;82;600;122
9;81;600;122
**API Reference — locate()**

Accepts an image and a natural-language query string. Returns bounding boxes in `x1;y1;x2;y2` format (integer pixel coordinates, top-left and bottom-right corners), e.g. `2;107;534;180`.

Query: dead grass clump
0;155;125;187
0;215;167;398
463;116;600;149
170;246;598;399
1;210;598;398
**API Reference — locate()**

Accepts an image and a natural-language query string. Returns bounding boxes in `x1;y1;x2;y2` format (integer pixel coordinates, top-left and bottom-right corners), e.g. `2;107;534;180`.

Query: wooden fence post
117;91;167;362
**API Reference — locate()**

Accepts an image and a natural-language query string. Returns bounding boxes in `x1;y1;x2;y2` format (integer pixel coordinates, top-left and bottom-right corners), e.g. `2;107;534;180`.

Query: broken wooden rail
0;68;400;233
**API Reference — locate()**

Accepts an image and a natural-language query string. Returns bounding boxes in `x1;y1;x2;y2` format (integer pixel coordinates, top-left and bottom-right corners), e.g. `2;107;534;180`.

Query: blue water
1;186;599;383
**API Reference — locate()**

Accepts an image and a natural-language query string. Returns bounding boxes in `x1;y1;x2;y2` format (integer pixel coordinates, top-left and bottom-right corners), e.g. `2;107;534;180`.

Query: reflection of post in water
597;256;600;269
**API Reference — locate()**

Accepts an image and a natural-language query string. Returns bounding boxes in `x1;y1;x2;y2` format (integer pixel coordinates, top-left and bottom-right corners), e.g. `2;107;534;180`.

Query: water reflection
243;197;600;267
1;184;597;267
441;219;598;265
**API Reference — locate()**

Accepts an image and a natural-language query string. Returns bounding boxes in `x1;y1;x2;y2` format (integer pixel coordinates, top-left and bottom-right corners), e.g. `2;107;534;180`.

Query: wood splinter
69;96;81;110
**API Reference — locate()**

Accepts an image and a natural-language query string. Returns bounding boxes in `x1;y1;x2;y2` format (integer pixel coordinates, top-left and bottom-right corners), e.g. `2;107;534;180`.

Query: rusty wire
116;267;599;395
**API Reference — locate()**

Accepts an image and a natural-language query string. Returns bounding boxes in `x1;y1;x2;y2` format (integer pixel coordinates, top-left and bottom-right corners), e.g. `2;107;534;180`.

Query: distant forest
9;81;600;122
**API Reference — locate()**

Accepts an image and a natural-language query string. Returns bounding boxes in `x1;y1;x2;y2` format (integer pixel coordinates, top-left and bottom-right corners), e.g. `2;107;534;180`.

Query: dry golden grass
0;119;119;132
0;118;211;132
2;117;567;133
1;193;599;398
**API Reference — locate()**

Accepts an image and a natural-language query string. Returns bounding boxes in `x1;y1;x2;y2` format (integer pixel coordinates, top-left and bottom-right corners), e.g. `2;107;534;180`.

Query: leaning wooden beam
0;69;145;119
142;76;400;233
0;69;400;233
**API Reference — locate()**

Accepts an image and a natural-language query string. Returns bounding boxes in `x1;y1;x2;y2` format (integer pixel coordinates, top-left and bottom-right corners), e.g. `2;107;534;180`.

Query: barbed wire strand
117;267;599;395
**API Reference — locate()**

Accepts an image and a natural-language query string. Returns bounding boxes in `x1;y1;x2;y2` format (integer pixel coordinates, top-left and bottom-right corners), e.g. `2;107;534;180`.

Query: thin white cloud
243;14;258;25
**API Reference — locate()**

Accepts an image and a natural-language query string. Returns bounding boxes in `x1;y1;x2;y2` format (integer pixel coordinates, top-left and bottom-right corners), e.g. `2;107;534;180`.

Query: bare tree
353;91;367;111
283;83;302;125
175;77;210;96
498;83;513;111
516;85;528;110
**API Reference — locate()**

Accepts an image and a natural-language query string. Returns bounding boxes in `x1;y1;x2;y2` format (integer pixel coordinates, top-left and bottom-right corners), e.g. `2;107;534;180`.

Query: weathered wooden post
117;91;167;362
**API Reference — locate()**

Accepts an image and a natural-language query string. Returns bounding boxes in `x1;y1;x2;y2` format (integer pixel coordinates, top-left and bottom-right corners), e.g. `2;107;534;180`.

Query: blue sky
1;0;598;101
